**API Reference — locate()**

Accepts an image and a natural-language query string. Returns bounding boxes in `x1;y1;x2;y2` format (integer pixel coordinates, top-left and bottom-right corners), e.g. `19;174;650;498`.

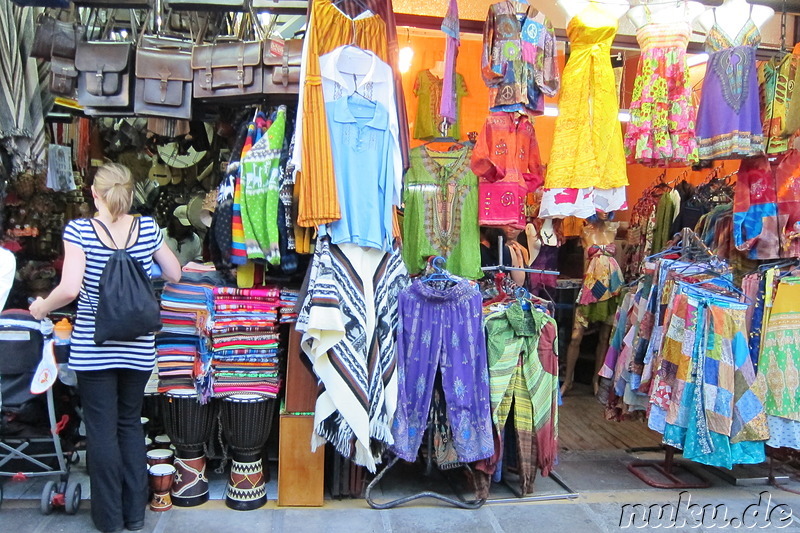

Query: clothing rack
626;236;719;490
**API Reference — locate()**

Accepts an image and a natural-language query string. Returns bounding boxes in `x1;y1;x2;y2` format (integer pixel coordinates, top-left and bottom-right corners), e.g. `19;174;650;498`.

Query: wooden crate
277;414;325;506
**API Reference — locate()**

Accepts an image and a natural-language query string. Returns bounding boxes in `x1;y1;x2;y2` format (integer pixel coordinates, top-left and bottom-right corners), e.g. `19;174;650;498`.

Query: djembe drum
149;463;176;511
146;448;174;467
220;394;276;510
162;389;216;507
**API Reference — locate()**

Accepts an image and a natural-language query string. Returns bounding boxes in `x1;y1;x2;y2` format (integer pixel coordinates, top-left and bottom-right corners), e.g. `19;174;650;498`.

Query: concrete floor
2;449;800;533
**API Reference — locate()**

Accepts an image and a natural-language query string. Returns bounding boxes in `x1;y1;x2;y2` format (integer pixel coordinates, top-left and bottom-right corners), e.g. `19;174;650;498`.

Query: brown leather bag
191;40;263;100
50;56;79;96
31;13;81;60
135;37;193;119
262;38;300;94
75;40;134;109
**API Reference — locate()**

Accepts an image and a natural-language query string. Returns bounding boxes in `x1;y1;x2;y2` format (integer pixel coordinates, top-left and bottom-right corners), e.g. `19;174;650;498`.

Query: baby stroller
0;310;82;514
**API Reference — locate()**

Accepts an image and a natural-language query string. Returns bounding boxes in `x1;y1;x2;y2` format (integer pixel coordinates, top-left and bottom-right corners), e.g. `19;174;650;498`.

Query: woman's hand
29;297;48;320
508;241;526;268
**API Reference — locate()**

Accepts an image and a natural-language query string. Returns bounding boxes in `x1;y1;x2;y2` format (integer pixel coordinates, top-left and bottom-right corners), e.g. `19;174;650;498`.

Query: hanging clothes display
318;44;402;251
297;236;408;472
541;3;627;219
733;151;800;260
293;0;388;227
601;255;772;468
576;244;624;325
402;145;482;279
624;5;698;167
335;0;410;170
652;284;768;468
391;278;494;464
324;92;396;251
470;112;543;228
439;0;461;128
413;70;468;140
695;6;764;160
240;107;287;264
0;1;48;175
757;277;800;450
484;302;559;494
758;48;800;154
480;1;560;115
319;44;402;205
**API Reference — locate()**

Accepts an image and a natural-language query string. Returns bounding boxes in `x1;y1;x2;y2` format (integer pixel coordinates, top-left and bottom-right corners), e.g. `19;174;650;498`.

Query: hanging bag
75;10;137;114
31;9;82;61
134;13;195;119
262;37;301;94
88;217;162;344
191;10;264;101
31;8;84;97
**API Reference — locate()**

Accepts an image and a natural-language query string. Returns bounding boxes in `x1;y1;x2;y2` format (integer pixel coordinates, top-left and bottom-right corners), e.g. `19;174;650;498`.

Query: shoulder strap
123;217;139;249
93;217;138;250
92;219;118;249
748;4;753;18
712;7;717;23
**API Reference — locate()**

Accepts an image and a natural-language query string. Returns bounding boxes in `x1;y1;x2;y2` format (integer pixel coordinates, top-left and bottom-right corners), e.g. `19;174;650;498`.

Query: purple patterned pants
391;279;495;463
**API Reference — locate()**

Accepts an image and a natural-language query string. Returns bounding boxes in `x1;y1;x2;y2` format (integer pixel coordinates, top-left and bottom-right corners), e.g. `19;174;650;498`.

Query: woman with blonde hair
31;163;181;533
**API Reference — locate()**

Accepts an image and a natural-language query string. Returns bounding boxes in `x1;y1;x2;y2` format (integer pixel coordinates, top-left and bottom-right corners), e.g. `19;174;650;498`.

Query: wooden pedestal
284;325;318;414
277;414;325;507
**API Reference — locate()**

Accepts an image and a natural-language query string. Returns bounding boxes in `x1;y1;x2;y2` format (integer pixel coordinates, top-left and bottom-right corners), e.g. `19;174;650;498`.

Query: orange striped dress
296;0;388;228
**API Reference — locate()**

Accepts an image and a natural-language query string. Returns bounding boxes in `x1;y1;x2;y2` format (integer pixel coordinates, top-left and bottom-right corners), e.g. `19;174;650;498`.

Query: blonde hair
93;163;134;222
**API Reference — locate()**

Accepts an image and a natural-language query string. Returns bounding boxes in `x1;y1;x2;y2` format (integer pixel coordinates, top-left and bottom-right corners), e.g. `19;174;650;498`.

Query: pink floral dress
624;18;699;167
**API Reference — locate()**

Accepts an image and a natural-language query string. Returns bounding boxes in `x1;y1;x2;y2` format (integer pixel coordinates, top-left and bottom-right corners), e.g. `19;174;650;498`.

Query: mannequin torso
429;60;445;80
581;220;618;251
696;0;774;37
626;1;705;30
556;0;630;25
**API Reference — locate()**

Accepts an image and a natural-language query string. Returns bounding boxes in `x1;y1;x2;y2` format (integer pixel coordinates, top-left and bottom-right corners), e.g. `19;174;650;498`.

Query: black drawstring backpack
89;218;162;344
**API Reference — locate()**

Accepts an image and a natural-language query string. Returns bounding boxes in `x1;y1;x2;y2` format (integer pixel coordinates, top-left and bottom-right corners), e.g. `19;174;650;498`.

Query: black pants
77;368;149;532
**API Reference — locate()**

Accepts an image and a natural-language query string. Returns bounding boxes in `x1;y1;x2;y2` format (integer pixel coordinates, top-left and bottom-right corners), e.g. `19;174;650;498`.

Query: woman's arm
29;242;85;320
507;242;527;286
153;243;182;284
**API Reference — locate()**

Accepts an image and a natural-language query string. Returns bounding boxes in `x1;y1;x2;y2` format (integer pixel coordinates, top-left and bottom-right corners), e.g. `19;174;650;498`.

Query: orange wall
400;34;730;222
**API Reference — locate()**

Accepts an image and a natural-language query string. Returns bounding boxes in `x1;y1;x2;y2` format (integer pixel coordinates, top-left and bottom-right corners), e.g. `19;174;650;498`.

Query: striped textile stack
210;287;282;398
278;288;299;323
156;283;213;392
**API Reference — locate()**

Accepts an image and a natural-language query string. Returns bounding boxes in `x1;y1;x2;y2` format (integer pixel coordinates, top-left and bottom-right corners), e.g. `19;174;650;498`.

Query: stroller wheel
69;451;80;465
41;481;56;515
64;480;81;515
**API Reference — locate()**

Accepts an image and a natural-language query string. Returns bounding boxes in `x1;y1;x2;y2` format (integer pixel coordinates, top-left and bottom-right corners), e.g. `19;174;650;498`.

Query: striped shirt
63;217;163;372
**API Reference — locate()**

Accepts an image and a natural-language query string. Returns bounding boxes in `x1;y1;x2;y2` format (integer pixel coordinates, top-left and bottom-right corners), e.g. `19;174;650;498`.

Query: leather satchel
50;56;79;96
262;38;300;94
191;40;263;100
75;40;134;110
135;43;193;119
31;13;81;61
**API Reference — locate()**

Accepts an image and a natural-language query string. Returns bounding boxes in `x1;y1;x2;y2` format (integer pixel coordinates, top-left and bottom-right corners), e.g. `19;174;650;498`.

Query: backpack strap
93;218;119;249
124;217;140;249
93;217;138;250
